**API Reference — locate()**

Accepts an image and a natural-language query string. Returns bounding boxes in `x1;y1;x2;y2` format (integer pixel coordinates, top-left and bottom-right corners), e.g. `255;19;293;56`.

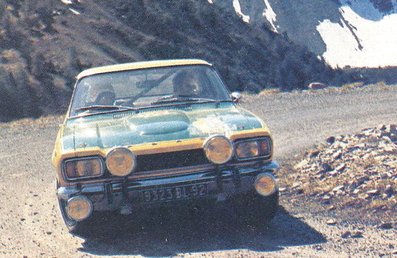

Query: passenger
95;91;115;105
87;84;116;105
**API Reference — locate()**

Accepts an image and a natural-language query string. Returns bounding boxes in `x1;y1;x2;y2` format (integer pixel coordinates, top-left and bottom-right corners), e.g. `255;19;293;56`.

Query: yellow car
52;59;279;233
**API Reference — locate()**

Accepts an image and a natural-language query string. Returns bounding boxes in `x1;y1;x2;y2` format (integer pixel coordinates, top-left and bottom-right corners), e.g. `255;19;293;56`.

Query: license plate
141;184;207;203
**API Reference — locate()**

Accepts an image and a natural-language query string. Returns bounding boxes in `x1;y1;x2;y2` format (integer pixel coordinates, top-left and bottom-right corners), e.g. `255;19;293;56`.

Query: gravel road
0;84;396;257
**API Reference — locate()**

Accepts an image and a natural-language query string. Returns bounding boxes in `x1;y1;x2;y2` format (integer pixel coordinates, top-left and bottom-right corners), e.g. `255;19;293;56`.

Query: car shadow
76;205;326;257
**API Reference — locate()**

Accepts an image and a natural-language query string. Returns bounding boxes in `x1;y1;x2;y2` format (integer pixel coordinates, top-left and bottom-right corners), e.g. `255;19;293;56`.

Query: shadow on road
76;205;326;256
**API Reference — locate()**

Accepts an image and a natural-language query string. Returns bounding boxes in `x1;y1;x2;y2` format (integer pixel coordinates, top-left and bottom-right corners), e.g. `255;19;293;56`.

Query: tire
234;190;279;228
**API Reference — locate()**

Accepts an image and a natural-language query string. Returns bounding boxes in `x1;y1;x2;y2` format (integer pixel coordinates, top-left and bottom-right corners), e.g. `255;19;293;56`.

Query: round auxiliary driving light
106;147;137;176
66;196;93;222
254;174;277;197
203;135;234;165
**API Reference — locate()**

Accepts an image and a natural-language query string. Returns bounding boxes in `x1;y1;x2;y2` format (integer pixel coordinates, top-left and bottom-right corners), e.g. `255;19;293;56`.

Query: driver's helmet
86;83;115;105
173;70;201;96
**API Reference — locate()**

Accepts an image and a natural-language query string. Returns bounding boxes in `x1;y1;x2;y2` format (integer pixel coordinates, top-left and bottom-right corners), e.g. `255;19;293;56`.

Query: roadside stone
385;185;394;196
351;231;364;238
332;185;344;192
322;195;331;200
366;189;380;196
279;187;287;192
335;163;346;172
341;231;351;238
378;222;393;230
308;150;320;158
358;193;369;200
321;163;333;172
326;136;336;144
353;189;360;194
326;219;337;225
384;124;397;134
377;124;387;130
356;176;369;186
332;150;342;159
308;82;328;90
295;188;304;194
328;205;336;211
313;245;323;251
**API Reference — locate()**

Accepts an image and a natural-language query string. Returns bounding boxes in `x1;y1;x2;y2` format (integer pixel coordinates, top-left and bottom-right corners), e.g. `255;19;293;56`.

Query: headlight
235;137;272;160
106;147;136;176
236;141;259;159
64;157;104;180
203;135;234;164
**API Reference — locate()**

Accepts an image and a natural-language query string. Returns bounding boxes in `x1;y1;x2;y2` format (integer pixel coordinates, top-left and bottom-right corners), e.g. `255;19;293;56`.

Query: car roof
76;59;212;80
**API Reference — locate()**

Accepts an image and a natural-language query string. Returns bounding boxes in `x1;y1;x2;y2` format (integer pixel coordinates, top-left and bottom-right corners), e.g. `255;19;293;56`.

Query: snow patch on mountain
317;4;397;68
257;0;397;68
262;0;278;32
233;0;250;23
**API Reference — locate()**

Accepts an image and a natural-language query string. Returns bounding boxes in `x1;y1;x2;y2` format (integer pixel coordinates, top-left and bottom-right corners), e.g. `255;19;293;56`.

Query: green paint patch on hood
62;103;264;151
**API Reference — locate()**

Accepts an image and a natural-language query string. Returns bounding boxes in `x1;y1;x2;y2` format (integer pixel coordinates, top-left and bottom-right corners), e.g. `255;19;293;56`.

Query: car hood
61;103;264;152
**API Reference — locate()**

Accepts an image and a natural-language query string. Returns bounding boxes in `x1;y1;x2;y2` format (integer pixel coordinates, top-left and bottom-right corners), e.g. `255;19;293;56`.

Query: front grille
135;149;209;172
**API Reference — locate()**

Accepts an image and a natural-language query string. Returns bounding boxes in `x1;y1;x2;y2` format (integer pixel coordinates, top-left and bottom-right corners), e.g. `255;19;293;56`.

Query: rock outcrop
292;124;397;221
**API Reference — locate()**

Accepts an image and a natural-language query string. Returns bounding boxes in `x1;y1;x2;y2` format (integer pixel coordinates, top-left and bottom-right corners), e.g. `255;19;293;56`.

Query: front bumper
57;161;279;212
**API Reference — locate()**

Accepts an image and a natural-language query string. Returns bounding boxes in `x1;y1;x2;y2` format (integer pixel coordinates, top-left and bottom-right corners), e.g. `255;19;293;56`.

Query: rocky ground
0;84;396;257
284;124;397;226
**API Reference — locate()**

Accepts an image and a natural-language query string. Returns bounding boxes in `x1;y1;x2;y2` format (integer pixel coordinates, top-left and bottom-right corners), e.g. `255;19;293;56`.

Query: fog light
254;174;277;196
66;196;93;221
106;147;136;177
203;135;234;164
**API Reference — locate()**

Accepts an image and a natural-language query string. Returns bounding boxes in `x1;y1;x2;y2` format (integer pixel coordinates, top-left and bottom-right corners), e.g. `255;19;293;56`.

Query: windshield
69;65;231;117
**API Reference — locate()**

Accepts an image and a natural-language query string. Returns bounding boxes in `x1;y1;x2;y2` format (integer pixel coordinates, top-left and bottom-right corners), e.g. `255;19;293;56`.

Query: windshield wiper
151;95;217;105
75;105;136;113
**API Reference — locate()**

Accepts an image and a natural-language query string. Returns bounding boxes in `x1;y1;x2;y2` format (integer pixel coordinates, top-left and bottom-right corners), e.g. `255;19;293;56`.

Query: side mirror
231;92;242;103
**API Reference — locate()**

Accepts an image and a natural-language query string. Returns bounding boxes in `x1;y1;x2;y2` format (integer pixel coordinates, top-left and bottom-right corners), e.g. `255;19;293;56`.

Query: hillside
0;0;347;121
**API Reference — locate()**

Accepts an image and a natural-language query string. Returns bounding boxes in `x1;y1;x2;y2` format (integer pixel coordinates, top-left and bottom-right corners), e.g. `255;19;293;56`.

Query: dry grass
258;88;280;96
340;81;365;91
0;115;64;129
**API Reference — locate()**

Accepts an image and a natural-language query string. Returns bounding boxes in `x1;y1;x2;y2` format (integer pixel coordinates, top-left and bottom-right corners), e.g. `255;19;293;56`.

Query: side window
205;68;230;99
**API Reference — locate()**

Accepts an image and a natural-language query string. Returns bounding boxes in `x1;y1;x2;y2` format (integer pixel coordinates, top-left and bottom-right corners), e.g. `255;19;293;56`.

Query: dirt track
0;85;396;257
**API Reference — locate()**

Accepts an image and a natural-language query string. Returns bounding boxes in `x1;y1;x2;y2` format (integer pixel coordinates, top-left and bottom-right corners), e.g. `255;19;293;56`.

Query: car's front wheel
233;190;279;228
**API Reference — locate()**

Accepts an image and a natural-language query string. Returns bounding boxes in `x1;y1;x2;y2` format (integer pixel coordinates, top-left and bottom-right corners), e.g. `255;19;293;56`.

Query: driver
95;91;115;105
173;70;201;97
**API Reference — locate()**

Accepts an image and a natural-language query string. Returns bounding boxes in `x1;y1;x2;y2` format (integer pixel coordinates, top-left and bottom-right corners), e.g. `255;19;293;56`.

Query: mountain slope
0;0;345;121
226;0;397;68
